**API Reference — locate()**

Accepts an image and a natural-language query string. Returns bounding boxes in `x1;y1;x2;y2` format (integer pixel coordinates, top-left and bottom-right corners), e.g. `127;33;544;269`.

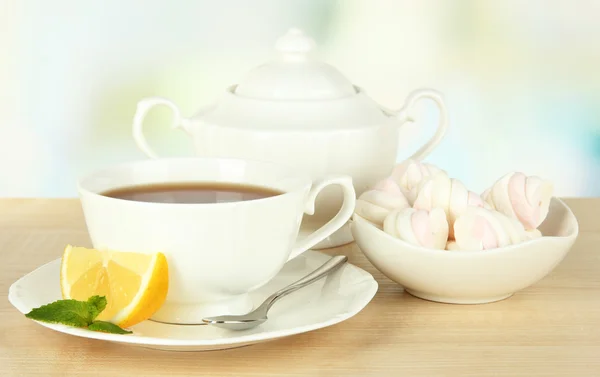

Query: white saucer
9;250;377;352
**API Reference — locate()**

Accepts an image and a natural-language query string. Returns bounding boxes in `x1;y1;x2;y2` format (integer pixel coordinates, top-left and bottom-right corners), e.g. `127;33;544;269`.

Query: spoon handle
260;255;348;312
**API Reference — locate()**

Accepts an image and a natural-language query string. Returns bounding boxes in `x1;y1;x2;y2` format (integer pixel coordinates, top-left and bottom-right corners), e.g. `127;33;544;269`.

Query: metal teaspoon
202;255;348;331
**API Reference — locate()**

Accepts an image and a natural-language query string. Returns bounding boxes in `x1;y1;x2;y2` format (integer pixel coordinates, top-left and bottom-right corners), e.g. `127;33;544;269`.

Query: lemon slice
60;245;169;328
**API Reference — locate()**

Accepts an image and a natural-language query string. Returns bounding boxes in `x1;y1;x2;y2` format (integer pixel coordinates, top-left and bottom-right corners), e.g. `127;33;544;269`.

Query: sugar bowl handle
395;89;449;161
288;176;356;261
132;97;192;159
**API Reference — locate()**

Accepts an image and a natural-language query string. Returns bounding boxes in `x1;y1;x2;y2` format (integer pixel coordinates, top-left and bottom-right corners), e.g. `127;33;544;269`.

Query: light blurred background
1;0;599;197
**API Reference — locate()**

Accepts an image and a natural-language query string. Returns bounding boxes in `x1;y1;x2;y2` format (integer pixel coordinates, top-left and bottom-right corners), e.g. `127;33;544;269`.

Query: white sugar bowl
132;28;449;248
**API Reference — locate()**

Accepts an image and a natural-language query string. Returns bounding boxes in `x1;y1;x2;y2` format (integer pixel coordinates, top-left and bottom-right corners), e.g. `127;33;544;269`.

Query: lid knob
233;28;356;100
274;28;315;57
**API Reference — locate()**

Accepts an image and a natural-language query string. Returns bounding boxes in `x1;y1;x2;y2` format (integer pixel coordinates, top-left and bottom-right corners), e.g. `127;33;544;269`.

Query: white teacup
77;158;355;324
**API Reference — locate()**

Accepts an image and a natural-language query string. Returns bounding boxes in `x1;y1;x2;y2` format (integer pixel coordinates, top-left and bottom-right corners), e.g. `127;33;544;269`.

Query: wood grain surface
1;198;599;376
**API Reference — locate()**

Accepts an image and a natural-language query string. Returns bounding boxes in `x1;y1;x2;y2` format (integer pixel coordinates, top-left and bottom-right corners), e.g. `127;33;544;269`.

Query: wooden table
1;198;599;376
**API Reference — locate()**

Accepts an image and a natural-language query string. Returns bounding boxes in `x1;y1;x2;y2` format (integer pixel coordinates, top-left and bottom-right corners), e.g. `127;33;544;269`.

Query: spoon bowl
202;314;268;331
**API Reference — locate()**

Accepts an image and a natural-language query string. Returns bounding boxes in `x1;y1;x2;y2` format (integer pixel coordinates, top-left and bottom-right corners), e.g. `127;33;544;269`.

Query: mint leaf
86;296;107;320
88;321;132;334
25;296;132;335
25;299;94;327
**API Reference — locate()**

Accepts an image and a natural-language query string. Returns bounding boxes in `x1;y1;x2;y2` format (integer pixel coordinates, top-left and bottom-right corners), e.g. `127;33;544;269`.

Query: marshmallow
482;172;553;230
413;174;487;237
451;207;528;251
383;207;449;249
525;229;543;240
391;160;447;204
355;178;410;226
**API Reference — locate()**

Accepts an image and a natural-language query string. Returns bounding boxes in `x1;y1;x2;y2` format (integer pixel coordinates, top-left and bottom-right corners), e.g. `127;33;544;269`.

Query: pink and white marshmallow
482;172;553;230
449;207;528;251
391;159;447;204
383;207;449;249
355;178;410;227
413;174;488;237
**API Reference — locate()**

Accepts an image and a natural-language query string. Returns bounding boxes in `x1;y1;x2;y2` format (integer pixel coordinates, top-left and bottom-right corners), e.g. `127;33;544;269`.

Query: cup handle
288;176;356;261
395;89;448;161
132;97;191;159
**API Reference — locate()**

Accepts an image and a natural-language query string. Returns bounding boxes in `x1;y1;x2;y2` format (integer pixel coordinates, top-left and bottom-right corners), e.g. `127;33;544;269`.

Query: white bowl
350;198;579;304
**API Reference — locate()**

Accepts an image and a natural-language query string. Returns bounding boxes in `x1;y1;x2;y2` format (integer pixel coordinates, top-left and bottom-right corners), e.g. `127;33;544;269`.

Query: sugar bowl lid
199;28;391;130
233;28;357;101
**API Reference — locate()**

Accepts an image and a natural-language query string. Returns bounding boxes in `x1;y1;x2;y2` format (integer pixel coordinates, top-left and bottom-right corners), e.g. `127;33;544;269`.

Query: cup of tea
77;157;356;323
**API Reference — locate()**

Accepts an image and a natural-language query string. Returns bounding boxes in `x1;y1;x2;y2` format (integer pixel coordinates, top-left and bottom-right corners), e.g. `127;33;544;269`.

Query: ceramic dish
350;197;578;304
9;250;378;351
